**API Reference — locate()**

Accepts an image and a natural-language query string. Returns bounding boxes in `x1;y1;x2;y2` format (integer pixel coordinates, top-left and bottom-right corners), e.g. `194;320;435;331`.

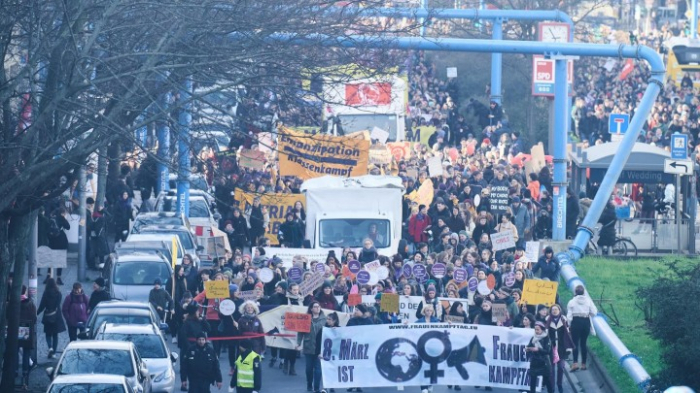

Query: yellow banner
204;280;229;299
406;179;434;207
278;127;369;179
171;236;178;269
405;125;436;147
234;190;305;246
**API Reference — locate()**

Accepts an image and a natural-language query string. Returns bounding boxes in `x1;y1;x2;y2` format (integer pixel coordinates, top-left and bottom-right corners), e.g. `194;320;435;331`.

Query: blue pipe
419;0;428;37
177;77;192;218
235;32;664;389
136;113;148;148
693;0;698;39
490;19;503;104
552;58;568;240
156;84;171;195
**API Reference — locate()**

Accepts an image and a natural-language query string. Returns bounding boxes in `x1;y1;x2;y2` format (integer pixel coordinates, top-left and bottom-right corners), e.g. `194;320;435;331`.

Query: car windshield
93;314;152;329
49;383;126;393
140;231;194;250
57;349;134;377
319;219;390;248
113;262;170;285
160;198;210;218
132;216;182;233
99;333;166;358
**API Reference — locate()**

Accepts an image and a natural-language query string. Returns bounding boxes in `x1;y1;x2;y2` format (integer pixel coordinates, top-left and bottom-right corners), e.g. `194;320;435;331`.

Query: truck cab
301;175;404;256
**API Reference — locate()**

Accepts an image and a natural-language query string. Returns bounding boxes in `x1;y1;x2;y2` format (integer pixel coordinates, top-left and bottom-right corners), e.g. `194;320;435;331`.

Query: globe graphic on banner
375;338;423;382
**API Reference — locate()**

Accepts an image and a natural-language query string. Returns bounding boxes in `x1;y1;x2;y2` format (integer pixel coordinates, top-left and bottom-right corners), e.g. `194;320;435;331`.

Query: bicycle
586;224;638;257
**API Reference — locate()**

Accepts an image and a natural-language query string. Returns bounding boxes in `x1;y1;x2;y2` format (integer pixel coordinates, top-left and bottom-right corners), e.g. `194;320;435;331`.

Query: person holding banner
194;272;228;357
526;322;555;393
296;301;326;393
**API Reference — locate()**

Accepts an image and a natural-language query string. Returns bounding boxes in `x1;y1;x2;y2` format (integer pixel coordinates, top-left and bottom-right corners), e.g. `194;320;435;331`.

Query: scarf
531;331;548;351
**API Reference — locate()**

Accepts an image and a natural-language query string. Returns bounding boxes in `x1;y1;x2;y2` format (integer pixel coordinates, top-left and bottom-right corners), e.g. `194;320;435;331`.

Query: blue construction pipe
156;85;171;195
490;19;503;104
419;0;428;37
177;77;193;218
693;0;698;39
236;32;664;390
136;113;148;148
342;7;574;106
552;58;568;241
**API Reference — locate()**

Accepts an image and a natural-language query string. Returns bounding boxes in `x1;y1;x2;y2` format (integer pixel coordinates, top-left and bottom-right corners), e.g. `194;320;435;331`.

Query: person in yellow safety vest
229;339;261;393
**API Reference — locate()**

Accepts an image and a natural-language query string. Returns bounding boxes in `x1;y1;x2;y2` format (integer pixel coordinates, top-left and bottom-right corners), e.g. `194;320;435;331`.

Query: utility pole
78;166;87;282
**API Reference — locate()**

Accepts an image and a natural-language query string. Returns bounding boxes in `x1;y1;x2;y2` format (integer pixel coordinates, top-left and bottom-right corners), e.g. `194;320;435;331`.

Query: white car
124;233;187;266
107;253;173;304
155;192;220;229
47;374;135;393
47;341;151;393
94;323;178;393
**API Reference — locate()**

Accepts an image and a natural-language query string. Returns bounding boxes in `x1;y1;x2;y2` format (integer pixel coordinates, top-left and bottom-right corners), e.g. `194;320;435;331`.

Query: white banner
491;231;516;251
263;247;342;269
258;305;351;349
321;324;535;390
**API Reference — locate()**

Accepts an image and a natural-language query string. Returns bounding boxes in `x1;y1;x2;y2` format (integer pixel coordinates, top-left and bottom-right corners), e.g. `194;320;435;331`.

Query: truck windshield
319;219;390;248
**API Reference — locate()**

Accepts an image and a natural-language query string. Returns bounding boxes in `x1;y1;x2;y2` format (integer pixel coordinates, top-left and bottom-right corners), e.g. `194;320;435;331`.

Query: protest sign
405;178;434;207
369;145;393;165
397;296;423;323
445;315;466;324
446;67;458;78
36;246;67;268
364;260;381;272
239;289;262;301
490;186;510;214
284;312;312;333
263;247;341;269
521;279;558;306
278;127;369;179
299;272;326;297
236;191;305;246
427;156;443;177
438;297;471;313
347;294;363;307
260;305;351;350
492;303;509;323
371;126;390;144
387;142;411;161
239;149;266;170
525;241;540;263
491;231;516;251
204;280;230;299
321;324;535;389
408;125;436;146
380;293;399;313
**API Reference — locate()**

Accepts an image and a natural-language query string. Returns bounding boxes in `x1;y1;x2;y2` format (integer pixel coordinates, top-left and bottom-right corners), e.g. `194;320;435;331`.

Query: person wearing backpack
61;282;89;341
46;207;70;285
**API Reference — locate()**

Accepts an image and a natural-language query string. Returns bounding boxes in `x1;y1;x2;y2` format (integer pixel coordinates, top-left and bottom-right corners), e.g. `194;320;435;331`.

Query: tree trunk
0;216;10;373
107;140;121;192
0;211;32;392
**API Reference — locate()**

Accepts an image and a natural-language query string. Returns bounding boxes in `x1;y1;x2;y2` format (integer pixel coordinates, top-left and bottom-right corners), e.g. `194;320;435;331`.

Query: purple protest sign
504;272;516;287
356;270;370;285
465;264;474;278
315;263;326;274
417;273;428;284
453;268;467;283
412;264;427;279
401;264;413;278
287;267;303;283
431;263;446;279
467;277;478;292
348;260;362;274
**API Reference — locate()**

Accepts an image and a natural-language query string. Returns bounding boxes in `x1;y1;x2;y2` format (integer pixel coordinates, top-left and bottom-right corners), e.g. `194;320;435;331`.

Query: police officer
182;332;223;393
229;339;261;393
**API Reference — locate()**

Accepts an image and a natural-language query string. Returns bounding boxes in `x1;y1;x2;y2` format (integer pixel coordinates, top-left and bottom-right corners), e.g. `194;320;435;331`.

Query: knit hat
482;300;492;307
535;321;546;330
427;284;437;293
355;304;368;314
229;284;239;294
435;197;445;205
255;282;264;290
512;196;521;203
276;281;288;292
196;332;207;340
94;277;105;288
247;272;257;281
458;230;468;237
153;278;162;286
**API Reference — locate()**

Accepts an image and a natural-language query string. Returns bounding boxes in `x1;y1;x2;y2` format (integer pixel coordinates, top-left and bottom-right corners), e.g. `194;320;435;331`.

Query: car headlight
153;367;172;383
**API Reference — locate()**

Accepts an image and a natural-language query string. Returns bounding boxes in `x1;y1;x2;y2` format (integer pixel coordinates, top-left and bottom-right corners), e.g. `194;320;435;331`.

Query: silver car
47;374;135;393
108;253;173;303
94;323;177;393
47;340;151;393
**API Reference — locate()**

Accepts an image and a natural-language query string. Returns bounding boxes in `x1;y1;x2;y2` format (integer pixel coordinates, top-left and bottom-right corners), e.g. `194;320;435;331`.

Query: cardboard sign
239;289;263;301
492;303;509;323
489;185;510;214
369;146;393;165
387;142;412;161
521;279;558;306
525;241;540;263
299;272;326;297
364;260;381;272
284;312;312;333
204;280;230;299
427;156;443;177
445;315;466;324
371;126;390;144
491;230;516;251
380;293;399;313
348;294;362;307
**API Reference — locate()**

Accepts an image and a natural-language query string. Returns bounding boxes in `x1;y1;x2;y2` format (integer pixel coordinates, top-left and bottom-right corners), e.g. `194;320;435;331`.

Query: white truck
301;175;405;256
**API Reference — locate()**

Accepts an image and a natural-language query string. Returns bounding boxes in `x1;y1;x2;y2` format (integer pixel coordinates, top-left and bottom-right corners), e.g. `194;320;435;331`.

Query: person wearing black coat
178;304;212;392
597;201;617;250
527;322;554;393
37;278;66;359
279;213;303;248
357;240;379;264
247;198;266;246
565;189;580;240
47;207;70;285
112;191;133;242
229;209;250;253
88;277;111;313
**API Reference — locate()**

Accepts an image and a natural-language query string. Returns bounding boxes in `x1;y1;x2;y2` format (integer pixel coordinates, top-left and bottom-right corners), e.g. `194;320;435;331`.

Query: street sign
608;114;630;134
531;55;574;97
664;158;694;175
671;133;689;160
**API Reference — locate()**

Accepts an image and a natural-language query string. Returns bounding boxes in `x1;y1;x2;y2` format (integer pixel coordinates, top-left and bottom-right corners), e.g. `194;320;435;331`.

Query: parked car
123;233;186;266
81;301;166;339
131;212;187;235
155;193;220;228
47;341;151;393
130;225;202;266
106;253;173;303
47;374;135;393
94;323;177;393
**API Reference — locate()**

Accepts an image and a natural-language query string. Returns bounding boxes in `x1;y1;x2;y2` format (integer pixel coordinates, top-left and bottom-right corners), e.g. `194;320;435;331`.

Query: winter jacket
238;314;266;355
38;289;66;334
532;256;560;282
178;316;211;352
88;289;111;313
48;214;70;250
358;247;379;264
408;214;431;243
512;204;531;240
566;295;598;320
62;291;89;327
297;313;326;355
